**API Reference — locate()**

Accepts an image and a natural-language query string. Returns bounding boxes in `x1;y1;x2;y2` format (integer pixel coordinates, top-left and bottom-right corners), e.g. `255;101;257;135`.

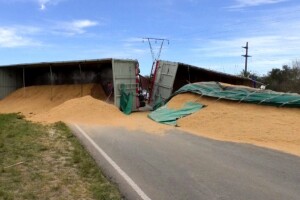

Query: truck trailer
0;58;145;112
148;60;258;107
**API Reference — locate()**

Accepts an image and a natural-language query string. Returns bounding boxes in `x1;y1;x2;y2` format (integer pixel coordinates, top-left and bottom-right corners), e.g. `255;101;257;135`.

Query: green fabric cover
148;102;204;126
153;95;165;111
120;84;133;115
168;82;300;108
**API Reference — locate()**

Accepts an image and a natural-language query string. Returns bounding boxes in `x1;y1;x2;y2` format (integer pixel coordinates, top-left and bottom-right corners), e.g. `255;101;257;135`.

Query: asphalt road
69;124;300;200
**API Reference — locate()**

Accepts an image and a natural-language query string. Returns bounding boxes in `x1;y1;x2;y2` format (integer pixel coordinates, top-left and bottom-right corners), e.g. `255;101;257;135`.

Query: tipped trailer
0;58;145;111
148;60;258;107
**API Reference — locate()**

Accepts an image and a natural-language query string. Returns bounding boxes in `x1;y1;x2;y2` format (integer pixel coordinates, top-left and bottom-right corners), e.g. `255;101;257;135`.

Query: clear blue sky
0;0;299;75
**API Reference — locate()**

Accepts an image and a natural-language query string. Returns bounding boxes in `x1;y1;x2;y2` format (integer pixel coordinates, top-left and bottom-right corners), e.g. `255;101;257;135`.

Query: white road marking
73;123;151;200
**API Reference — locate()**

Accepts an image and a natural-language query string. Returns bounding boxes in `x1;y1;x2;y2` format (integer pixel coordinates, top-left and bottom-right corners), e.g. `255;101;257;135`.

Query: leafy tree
238;61;300;93
261;62;300;93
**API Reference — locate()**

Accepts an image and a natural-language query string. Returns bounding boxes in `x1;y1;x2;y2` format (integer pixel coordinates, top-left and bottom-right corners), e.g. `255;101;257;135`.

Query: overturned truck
0;58;145;112
148;60;258;107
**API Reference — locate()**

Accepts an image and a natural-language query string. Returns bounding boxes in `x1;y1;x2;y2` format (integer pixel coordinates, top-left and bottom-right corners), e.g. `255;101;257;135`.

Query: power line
142;37;169;62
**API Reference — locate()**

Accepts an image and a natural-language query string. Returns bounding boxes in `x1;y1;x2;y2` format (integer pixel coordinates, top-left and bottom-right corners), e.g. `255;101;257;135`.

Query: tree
261;63;300;93
238;61;300;93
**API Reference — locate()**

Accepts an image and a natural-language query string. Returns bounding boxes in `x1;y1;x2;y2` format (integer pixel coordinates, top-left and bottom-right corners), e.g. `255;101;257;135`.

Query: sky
0;0;300;75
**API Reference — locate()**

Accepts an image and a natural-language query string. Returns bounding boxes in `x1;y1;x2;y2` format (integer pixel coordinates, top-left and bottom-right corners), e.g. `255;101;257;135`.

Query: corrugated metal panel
150;61;178;107
0;58;137;68
112;59;138;111
0;68;22;99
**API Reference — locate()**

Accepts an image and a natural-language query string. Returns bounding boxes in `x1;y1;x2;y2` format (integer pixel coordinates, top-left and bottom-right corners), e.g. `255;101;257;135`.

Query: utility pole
143;37;169;104
143;37;169;62
242;42;251;77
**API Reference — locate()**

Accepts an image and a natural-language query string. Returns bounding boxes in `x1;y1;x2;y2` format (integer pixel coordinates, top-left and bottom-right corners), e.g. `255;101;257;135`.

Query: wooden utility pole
242;42;251;77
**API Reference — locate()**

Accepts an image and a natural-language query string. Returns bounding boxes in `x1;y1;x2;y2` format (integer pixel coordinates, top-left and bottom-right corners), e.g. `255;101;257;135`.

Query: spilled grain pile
167;92;300;156
2;82;300;155
30;95;171;134
0;84;170;134
0;84;107;116
30;95;123;124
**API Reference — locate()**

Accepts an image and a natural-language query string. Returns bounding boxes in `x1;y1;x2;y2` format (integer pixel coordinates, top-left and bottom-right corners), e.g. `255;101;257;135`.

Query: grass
0;113;121;200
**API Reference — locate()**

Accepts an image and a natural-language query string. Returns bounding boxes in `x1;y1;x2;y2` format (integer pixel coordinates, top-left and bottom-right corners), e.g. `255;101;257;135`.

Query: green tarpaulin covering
149;81;300;125
148;102;204;126
166;82;300;108
152;95;165;111
120;84;133;115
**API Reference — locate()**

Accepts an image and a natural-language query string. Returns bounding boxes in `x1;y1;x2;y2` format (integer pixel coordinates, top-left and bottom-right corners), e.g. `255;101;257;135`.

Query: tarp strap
238;90;258;103
279;98;300;107
258;93;285;105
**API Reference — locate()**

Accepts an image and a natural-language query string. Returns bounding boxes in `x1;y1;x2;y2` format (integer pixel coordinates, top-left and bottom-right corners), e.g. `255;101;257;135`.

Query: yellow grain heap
0;84;107;116
167;92;300;156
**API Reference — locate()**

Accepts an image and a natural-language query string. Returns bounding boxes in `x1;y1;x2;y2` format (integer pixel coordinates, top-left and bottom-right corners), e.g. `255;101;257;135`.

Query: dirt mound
0;84;106;116
167;93;300;156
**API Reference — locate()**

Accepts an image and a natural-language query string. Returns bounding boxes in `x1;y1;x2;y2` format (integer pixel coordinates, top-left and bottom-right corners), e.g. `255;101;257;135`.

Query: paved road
69;124;300;200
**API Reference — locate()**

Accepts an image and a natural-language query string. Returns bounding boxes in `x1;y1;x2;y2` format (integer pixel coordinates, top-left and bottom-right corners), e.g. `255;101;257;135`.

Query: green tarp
149;81;300;125
120;84;133;115
148;102;204;126
152;95;164;111
167;82;300;108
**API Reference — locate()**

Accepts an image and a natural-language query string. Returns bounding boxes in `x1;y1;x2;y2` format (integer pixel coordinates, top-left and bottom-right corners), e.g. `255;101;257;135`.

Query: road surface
69;124;300;200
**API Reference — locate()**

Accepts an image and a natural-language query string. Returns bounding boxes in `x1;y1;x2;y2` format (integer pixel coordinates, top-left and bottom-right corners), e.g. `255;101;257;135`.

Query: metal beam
50;65;53;101
79;63;83;97
23;66;25;97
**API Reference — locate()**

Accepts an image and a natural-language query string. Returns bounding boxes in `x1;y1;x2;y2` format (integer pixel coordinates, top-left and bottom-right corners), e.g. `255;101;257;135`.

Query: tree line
245;61;300;94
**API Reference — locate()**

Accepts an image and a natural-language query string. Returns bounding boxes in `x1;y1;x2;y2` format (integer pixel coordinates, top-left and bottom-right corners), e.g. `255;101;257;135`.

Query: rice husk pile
167;93;300;156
